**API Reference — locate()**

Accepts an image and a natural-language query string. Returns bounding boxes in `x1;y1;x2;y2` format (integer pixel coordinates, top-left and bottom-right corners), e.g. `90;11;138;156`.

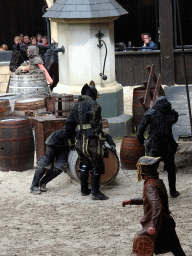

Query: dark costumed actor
65;81;115;200
30;129;69;195
137;96;180;198
122;156;186;256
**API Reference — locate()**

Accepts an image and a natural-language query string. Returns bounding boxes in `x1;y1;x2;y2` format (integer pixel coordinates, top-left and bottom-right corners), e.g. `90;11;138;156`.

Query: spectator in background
22;35;31;46
19;33;24;44
141;33;144;42
42;36;48;46
0;44;8;51
31;36;37;46
13;36;21;50
140;32;157;51
36;34;43;45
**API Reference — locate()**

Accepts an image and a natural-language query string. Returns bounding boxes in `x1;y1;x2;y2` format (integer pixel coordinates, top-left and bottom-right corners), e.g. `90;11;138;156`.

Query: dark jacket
45;129;69;148
137;97;178;155
65;95;106;168
65;95;103;143
131;178;176;254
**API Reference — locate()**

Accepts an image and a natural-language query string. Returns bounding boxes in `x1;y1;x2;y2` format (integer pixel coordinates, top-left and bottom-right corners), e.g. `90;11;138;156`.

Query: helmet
136;156;161;182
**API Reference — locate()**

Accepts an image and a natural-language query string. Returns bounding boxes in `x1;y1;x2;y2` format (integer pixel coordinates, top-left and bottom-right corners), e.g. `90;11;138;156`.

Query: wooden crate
33;115;66;161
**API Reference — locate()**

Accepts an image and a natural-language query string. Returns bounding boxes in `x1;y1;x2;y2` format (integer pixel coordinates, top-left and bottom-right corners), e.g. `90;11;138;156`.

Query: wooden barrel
14;98;46;116
74;98;78;104
133;87;156;130
67;148;119;184
0;100;12;117
120;136;145;169
102;119;110;134
55;94;74;118
8;73;50;99
132;87;146;130
0;116;34;171
0;93;21;112
45;96;56;113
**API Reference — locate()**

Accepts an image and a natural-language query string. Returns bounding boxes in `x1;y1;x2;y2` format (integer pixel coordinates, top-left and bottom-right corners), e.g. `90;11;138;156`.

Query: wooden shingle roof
43;0;128;19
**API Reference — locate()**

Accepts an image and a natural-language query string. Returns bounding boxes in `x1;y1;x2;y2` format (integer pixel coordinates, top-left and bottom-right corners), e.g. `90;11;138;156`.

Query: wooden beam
151;73;162;107
159;0;175;85
147;65;165;95
144;64;155;109
139;96;148;112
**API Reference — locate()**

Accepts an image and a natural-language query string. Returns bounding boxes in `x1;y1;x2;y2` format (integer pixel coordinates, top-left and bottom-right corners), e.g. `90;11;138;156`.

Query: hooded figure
21;46;53;85
137;96;179;198
64;81;115;200
122;156;186;256
28;46;44;65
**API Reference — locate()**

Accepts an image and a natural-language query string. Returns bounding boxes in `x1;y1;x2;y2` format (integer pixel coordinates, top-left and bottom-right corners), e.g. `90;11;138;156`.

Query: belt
77;124;91;130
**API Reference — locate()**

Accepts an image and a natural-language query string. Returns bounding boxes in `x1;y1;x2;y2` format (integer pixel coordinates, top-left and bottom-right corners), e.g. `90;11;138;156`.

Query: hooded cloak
28;46;44;64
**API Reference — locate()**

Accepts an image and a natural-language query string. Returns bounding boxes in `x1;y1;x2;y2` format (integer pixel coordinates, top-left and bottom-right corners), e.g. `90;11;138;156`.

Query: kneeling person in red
122;156;186;256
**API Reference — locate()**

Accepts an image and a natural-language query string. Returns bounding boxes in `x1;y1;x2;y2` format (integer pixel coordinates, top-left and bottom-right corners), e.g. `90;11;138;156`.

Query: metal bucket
14;98;47;116
67;148;119;184
0;116;34;171
8;73;50;99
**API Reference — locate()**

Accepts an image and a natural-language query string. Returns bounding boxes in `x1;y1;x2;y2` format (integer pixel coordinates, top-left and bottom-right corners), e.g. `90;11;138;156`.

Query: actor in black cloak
65;81;115;200
30;129;69;195
137;96;179;198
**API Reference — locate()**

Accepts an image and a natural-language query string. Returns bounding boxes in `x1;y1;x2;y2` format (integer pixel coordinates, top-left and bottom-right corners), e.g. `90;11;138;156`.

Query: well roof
43;0;128;19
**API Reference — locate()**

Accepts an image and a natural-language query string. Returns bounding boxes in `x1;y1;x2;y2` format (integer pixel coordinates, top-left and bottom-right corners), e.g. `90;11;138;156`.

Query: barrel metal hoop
0;136;33;142
0;152;34;159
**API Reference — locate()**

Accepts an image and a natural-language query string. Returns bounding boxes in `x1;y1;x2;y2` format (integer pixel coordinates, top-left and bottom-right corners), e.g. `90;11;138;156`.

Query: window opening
173;0;192;49
115;0;159;51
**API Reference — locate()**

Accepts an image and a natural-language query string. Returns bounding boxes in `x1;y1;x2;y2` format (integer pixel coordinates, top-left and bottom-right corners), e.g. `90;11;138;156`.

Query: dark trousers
31;166;62;189
146;149;177;193
154;214;186;256
172;246;186;256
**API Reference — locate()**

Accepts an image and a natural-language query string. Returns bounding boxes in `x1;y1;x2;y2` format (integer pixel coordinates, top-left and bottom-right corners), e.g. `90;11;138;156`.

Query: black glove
110;145;117;154
138;136;145;145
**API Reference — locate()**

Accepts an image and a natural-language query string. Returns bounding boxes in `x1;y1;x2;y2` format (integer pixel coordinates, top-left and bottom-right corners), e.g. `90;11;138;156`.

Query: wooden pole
176;0;192;135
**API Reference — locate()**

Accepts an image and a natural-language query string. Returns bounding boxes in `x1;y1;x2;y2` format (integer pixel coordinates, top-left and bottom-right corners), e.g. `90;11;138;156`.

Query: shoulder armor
144;108;156;117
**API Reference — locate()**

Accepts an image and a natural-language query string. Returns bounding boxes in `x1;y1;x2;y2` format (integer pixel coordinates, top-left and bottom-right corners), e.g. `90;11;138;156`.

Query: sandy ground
0;87;192;256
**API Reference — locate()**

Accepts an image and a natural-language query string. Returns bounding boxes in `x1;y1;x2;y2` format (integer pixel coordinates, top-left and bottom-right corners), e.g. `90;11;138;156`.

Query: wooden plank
174;51;192;84
139;96;148;112
144;64;155;109
147;65;165;95
115;52;160;86
151;73;162;108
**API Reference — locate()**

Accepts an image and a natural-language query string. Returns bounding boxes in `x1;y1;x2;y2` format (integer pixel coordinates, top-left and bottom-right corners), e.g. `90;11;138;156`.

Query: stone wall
0;65;11;93
0;64;26;93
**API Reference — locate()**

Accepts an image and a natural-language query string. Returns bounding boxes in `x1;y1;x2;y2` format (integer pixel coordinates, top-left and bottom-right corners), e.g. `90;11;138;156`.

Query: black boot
172;247;186;256
39;167;62;192
91;173;109;200
168;171;180;198
80;165;91;196
30;167;45;194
